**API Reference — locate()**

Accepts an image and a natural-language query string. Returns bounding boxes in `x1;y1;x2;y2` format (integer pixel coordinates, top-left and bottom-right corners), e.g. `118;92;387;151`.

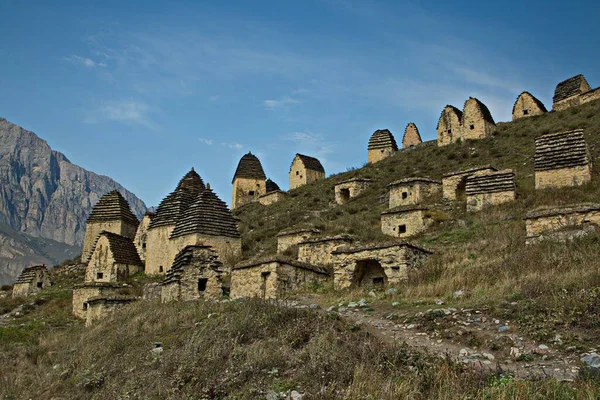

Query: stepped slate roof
466;169;515;195
512;91;548;115
232;152;266;183
233;256;329;275
525;203;600;219
436;105;463;130
149;169;205;229
291;154;325;173
534;129;590;171
265;178;281;193
170;188;240;239
443;165;497;178
14;265;47;284
388;177;441;187
162;245;223;285
87;190;139;226
464;97;495;124
332;241;432;255
553;75;591;103
368;129;399;151
97;231;143;266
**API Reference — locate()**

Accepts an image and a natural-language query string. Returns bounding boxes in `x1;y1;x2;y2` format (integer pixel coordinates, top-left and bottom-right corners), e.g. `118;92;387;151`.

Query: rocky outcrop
0;117;146;284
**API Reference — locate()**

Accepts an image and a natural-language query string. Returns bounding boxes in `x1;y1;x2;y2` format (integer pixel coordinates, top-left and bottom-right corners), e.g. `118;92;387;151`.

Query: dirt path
291;294;581;381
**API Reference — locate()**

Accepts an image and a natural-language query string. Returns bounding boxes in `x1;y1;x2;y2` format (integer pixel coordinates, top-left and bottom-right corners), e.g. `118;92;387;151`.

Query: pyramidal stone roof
553;74;591;103
266;178;281;193
14;265;47;284
232;152;266;183
149;169;205;229
464;97;495;124
466;170;515;195
368;129;399;151
512;91;548;115
87;190;139;226
170;188;240;239
534;129;590;171
292;154;325;173
97;231;143;266
402;122;422;147
162;245;223;285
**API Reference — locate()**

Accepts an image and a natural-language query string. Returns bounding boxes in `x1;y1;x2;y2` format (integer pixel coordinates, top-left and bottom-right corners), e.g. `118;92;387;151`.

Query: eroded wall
232;177;266;210
535;165;592;190
381;209;432;238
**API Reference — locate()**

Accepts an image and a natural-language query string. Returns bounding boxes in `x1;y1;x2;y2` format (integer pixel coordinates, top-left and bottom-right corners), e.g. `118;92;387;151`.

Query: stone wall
232;177;266;210
72;283;123;319
334;179;373;205
277;229;320;253
142;283;161;301
524;204;600;245
289;165;325;190
81;220;137;263
145;225;175;275
11;269;51;297
381;208;433;238
331;243;431;289
580;88;600;105
134;214;152;262
85;297;136;327
442;166;497;201
259;191;287;206
388;179;441;208
512;92;547;120
461;98;496;141
436;106;462;147
465;170;516;212
160;266;223;302
230;260;330;300
402;123;422;148
535;163;591;190
297;235;354;265
85;235;142;282
169;234;241;268
368;147;395;164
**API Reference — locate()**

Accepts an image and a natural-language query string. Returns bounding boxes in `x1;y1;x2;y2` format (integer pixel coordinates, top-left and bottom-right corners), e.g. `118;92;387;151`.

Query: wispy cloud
208;95;221;102
264;96;300;110
199;138;213;145
84;100;156;129
64;55;107;68
221;142;243;149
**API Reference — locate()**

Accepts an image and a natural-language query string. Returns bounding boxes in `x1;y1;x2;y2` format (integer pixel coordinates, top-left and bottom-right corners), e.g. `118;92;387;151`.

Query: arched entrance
352;259;387;286
455;177;468;201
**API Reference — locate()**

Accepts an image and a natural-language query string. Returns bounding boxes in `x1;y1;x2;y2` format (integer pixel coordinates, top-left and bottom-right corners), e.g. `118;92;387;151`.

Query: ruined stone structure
85;231;143;283
367;129;398;163
277;228;320;253
381;206;434;238
160;245;225;302
466;170;516;212
524;204;600;245
552;74;600;111
534;130;591;190
81;190;139;263
460;97;496;141
334;178;373;205
331;242;432;289
231;152;267;210
230;258;329;300
512;91;547;120
297;235;354;265
12;265;51;297
259;179;286;205
436;106;463;146
388;178;441;208
442;165;498;201
72;282;127;319
289;154;325;189
402;122;422;148
85;296;136;327
134;212;154;262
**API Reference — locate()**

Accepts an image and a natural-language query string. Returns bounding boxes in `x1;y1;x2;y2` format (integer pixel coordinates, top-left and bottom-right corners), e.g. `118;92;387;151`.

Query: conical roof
170;188;240;239
149;168;205;229
87;190;139;225
368;129;398;151
265;178;281;193
232;152;266;183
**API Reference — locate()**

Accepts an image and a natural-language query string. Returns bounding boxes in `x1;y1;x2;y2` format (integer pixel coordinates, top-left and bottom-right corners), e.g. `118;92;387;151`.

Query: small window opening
296;171;299;175
391;266;400;270
401;192;408;199
142;243;146;249
300;175;303;179
470;124;475;130
96;272;104;280
37;282;43;288
373;277;384;285
159;266;164;273
399;225;407;234
83;303;88;311
447;129;452;134
249;190;255;196
198;278;208;293
261;271;271;277
380;149;384;153
523;109;529;115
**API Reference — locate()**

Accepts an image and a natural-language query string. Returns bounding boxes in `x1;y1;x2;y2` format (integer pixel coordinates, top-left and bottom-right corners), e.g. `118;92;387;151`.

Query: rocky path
292;294;582;381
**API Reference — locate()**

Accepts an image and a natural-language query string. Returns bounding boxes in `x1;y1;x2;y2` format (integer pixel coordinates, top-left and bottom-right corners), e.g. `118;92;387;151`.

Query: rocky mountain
0;117;146;284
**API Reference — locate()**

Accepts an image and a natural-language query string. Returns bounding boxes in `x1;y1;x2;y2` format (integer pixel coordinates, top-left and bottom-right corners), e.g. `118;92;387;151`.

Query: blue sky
1;0;599;207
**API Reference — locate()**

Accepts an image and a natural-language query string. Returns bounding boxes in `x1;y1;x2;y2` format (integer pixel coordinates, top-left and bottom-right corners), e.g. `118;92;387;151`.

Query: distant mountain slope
0;117;146;284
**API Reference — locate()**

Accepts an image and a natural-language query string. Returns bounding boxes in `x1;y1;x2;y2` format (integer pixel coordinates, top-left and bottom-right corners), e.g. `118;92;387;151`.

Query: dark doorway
198;278;208;293
339;188;350;203
455;177;467;201
261;271;271;299
353;260;387;286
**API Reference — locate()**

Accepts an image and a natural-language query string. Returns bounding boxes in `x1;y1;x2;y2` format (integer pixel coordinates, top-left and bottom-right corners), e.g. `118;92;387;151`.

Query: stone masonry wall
297;237;353;265
259;191;286;206
134;215;152;262
467;191;515;212
388;181;441;208
512;92;546;120
230;262;279;299
82;220;137;263
85;298;134;327
334;179;372;205
535;165;592;190
145;225;176;275
289;160;325;190
11;270;50;297
381;209;432;238
72;284;122;319
169;234;241;269
277;230;319;253
442;167;497;201
232;177;266;210
461;99;495;141
525;208;600;244
368;147;395;164
437;107;462;147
